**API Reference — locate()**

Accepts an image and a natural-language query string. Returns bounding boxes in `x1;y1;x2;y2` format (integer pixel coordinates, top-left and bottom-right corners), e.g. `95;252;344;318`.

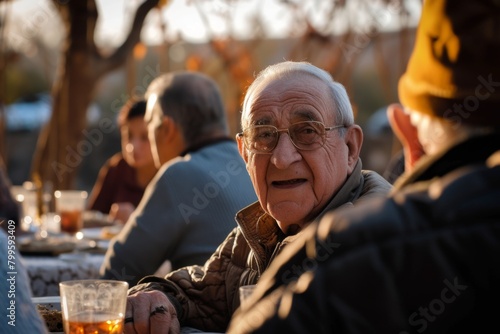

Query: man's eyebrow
246;110;318;126
291;110;317;121
250;117;272;126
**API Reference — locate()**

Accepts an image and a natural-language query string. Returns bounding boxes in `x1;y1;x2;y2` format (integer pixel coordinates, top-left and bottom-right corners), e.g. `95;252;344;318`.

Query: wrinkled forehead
241;72;334;126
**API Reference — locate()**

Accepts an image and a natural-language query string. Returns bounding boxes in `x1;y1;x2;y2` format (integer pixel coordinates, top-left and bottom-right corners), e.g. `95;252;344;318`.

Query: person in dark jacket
122;62;392;333
227;1;500;333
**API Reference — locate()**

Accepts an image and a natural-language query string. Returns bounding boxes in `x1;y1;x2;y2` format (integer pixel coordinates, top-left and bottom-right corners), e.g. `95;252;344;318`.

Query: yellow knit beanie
398;0;500;126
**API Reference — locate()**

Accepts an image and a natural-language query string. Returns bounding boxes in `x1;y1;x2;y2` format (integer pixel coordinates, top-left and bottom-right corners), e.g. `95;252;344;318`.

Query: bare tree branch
96;0;160;75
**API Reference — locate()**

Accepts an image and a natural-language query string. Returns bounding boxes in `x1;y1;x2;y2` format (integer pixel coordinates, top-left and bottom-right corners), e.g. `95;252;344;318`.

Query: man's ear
236;133;248;163
345;124;363;174
162;116;183;144
386;103;424;171
161;116;173;138
160;116;185;157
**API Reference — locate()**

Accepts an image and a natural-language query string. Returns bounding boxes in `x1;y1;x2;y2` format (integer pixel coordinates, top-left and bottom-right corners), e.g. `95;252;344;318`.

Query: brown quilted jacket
128;160;392;332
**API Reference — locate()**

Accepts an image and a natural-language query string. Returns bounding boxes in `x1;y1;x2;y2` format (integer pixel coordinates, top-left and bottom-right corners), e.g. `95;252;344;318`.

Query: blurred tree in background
2;0;161;190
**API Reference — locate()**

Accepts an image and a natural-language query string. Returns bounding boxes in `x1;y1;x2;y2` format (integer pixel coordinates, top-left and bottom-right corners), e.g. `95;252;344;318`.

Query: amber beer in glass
54;190;87;235
59;210;82;234
60;280;128;334
65;313;123;334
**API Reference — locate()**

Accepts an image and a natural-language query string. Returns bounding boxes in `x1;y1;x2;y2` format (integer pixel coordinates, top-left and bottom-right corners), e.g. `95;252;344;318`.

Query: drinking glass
54;190;87;239
239;284;257;309
59;279;128;334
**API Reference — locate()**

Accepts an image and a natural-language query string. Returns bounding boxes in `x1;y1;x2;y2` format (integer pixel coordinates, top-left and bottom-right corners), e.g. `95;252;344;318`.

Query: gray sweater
100;140;257;286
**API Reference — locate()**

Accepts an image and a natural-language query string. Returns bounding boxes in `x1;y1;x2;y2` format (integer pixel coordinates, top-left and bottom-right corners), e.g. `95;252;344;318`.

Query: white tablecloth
22;254;105;297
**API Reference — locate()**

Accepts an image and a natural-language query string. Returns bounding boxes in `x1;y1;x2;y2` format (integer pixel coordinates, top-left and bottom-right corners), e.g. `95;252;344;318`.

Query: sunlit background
0;0;422;189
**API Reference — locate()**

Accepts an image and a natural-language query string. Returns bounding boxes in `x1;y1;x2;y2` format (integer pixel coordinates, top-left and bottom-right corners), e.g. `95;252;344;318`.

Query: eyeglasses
237;121;345;154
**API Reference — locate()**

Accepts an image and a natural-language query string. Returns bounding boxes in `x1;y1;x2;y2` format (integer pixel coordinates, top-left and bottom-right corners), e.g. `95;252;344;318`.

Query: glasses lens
290;121;325;150
244;126;277;153
242;121;328;153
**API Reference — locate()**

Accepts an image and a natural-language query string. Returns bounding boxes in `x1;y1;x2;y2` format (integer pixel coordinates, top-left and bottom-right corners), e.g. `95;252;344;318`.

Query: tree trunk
31;0;159;191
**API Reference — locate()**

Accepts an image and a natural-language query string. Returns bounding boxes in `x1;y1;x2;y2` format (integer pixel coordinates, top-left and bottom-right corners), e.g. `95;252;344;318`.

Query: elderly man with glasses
123;61;391;334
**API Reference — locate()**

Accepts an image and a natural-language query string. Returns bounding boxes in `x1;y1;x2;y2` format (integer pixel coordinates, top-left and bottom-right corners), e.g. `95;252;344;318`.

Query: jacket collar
235;159;365;266
394;132;500;190
179;137;234;157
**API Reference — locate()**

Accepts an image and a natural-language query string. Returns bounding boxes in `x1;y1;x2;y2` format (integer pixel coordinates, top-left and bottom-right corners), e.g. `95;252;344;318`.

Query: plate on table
33;296;64;333
18;236;96;256
18;237;77;256
82;210;116;228
83;223;122;240
100;224;122;239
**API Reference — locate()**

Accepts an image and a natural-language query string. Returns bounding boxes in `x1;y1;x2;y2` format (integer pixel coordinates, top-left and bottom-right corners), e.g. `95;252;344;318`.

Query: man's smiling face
238;72;354;234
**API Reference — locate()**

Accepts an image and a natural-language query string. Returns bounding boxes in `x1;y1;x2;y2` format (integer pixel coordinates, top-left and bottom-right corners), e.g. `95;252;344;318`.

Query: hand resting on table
125;290;180;334
109;202;135;224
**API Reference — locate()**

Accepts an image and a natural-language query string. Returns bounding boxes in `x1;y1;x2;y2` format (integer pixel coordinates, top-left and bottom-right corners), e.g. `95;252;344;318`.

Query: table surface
22;253;105;297
18;222;115;297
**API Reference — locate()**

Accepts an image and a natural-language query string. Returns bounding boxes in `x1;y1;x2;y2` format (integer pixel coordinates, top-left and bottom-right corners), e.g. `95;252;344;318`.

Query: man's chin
269;200;310;227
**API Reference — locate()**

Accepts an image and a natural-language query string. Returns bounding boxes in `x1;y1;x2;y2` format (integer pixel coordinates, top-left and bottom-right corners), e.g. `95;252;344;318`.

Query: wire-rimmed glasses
237;121;345;154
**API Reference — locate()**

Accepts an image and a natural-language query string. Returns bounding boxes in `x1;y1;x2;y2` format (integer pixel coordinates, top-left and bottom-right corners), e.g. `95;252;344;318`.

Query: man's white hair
241;61;354;129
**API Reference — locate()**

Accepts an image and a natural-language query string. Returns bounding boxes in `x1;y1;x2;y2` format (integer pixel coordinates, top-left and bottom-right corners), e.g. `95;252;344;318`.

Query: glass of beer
54;190;87;238
59;279;128;334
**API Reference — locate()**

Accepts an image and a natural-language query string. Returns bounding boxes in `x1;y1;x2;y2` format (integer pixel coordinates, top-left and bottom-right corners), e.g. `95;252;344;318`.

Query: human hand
109;202;135;224
124;290;180;334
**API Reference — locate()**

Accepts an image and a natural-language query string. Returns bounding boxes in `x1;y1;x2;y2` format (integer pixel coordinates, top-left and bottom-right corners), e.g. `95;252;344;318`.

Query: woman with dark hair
87;98;158;223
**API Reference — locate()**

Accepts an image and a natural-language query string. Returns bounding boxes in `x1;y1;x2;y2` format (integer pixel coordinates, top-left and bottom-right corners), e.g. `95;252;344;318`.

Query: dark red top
87;153;146;214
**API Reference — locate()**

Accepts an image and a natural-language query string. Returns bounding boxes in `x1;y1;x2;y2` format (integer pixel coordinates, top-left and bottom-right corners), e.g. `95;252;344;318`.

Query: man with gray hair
101;71;257;286
123;61;391;333
228;0;500;333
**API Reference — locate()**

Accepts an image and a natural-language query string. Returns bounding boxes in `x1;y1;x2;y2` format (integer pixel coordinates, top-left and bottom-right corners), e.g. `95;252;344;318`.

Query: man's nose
270;133;301;169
